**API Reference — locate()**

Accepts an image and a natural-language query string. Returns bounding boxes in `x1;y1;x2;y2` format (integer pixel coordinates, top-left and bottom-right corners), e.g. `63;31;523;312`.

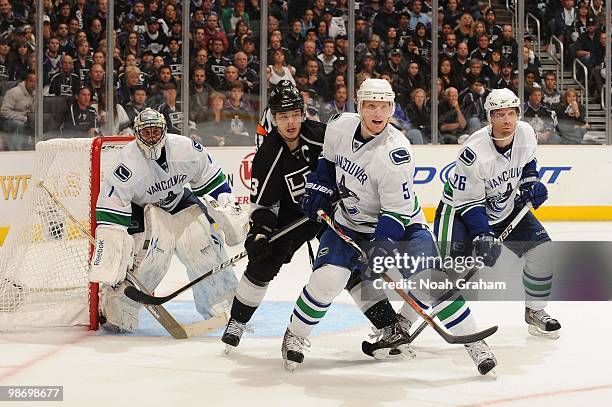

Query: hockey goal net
0;136;133;331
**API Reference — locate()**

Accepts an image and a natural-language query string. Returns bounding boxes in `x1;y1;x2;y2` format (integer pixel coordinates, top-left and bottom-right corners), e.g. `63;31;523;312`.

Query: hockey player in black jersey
222;81;412;359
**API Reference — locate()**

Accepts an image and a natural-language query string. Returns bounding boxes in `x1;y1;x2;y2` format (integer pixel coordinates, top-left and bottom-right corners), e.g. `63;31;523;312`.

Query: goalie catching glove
90;225;134;286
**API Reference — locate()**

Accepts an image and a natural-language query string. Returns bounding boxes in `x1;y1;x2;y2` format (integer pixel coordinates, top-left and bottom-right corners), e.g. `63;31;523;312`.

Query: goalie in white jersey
281;79;497;375
433;88;561;339
90;108;245;333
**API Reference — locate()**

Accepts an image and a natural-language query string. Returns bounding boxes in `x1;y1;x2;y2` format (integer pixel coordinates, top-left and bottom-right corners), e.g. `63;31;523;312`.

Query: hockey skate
361;314;415;360
465;340;497;376
525;307;561;339
221;318;251;354
281;328;310;372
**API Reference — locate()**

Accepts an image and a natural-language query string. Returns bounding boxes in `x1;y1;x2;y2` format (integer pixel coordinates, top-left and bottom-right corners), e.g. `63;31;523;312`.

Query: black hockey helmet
268;80;304;115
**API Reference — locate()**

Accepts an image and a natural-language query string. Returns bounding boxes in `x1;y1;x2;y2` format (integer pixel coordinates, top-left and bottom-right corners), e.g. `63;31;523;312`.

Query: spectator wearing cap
117;14;138;48
318;38;338;76
574;16;599;67
409;0;432;31
460;77;490;134
523;85;562;144
48;54;81;98
333;54;348;77
334;34;348;56
483;7;503;43
0;70;35;150
0;37;13;81
0;0;26;34
293;68;310;90
372;0;398;38
358;52;380;79
378;48;404;81
493;59;514;89
60;85;98;138
125;85;148;124
222;0;250;36
143;16;168;55
438;87;468;144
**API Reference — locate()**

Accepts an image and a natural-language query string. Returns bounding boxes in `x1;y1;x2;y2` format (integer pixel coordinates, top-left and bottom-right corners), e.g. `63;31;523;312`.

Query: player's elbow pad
461;206;491;240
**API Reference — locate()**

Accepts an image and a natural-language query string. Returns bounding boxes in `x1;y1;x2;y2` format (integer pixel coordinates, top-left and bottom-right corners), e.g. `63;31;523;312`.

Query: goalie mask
134;108;167;160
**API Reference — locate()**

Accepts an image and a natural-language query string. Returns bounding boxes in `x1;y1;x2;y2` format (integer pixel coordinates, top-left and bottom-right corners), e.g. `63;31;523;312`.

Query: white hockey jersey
324;113;426;234
96;134;227;227
441;121;537;224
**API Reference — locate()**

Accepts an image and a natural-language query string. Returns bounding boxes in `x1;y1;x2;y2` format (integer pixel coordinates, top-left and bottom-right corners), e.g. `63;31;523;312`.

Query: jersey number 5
402;182;411;200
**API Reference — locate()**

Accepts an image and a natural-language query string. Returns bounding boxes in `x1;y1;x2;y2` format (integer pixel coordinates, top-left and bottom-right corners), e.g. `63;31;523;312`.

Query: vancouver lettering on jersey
487;166;522;190
335;154;368;185
146;174;188;195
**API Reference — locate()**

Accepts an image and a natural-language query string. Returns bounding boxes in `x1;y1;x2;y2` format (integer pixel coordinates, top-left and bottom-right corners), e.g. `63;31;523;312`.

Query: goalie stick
317;210;498;345
123;210;312;305
406;202;534;344
38;181;224;339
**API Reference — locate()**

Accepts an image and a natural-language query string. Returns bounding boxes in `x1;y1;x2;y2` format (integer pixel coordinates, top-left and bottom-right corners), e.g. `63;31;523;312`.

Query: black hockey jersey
250;119;326;226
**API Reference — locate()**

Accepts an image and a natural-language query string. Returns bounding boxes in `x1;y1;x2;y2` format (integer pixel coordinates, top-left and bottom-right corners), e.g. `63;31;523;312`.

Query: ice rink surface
1;222;612;407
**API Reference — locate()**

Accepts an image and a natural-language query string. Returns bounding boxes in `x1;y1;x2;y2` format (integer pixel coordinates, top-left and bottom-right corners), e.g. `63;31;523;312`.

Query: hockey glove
518;181;548;210
473;232;502;267
367;235;398;276
299;172;337;222
244;209;276;262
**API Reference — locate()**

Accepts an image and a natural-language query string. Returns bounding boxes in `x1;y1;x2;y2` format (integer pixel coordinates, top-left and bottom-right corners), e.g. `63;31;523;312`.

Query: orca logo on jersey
389;148;411;165
459;147;476;166
192;140;203;152
114;164;132;182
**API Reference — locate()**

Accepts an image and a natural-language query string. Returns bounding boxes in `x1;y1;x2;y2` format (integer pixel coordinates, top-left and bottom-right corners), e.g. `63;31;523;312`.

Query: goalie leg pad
173;205;238;319
131;205;176;290
99;284;140;332
89;225;134;286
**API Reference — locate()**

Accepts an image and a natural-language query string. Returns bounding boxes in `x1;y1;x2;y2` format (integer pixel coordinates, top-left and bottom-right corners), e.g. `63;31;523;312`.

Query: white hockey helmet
484;88;521;121
356;78;396;116
134;108;167;160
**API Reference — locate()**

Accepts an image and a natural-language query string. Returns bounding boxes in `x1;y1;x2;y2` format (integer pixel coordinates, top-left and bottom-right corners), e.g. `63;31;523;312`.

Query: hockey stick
406;202;533;343
124;212;312;305
317;210;498;345
38;181;222;339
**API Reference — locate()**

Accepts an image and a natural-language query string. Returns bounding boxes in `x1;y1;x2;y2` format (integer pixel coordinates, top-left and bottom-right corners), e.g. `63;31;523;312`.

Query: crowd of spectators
0;0;605;151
